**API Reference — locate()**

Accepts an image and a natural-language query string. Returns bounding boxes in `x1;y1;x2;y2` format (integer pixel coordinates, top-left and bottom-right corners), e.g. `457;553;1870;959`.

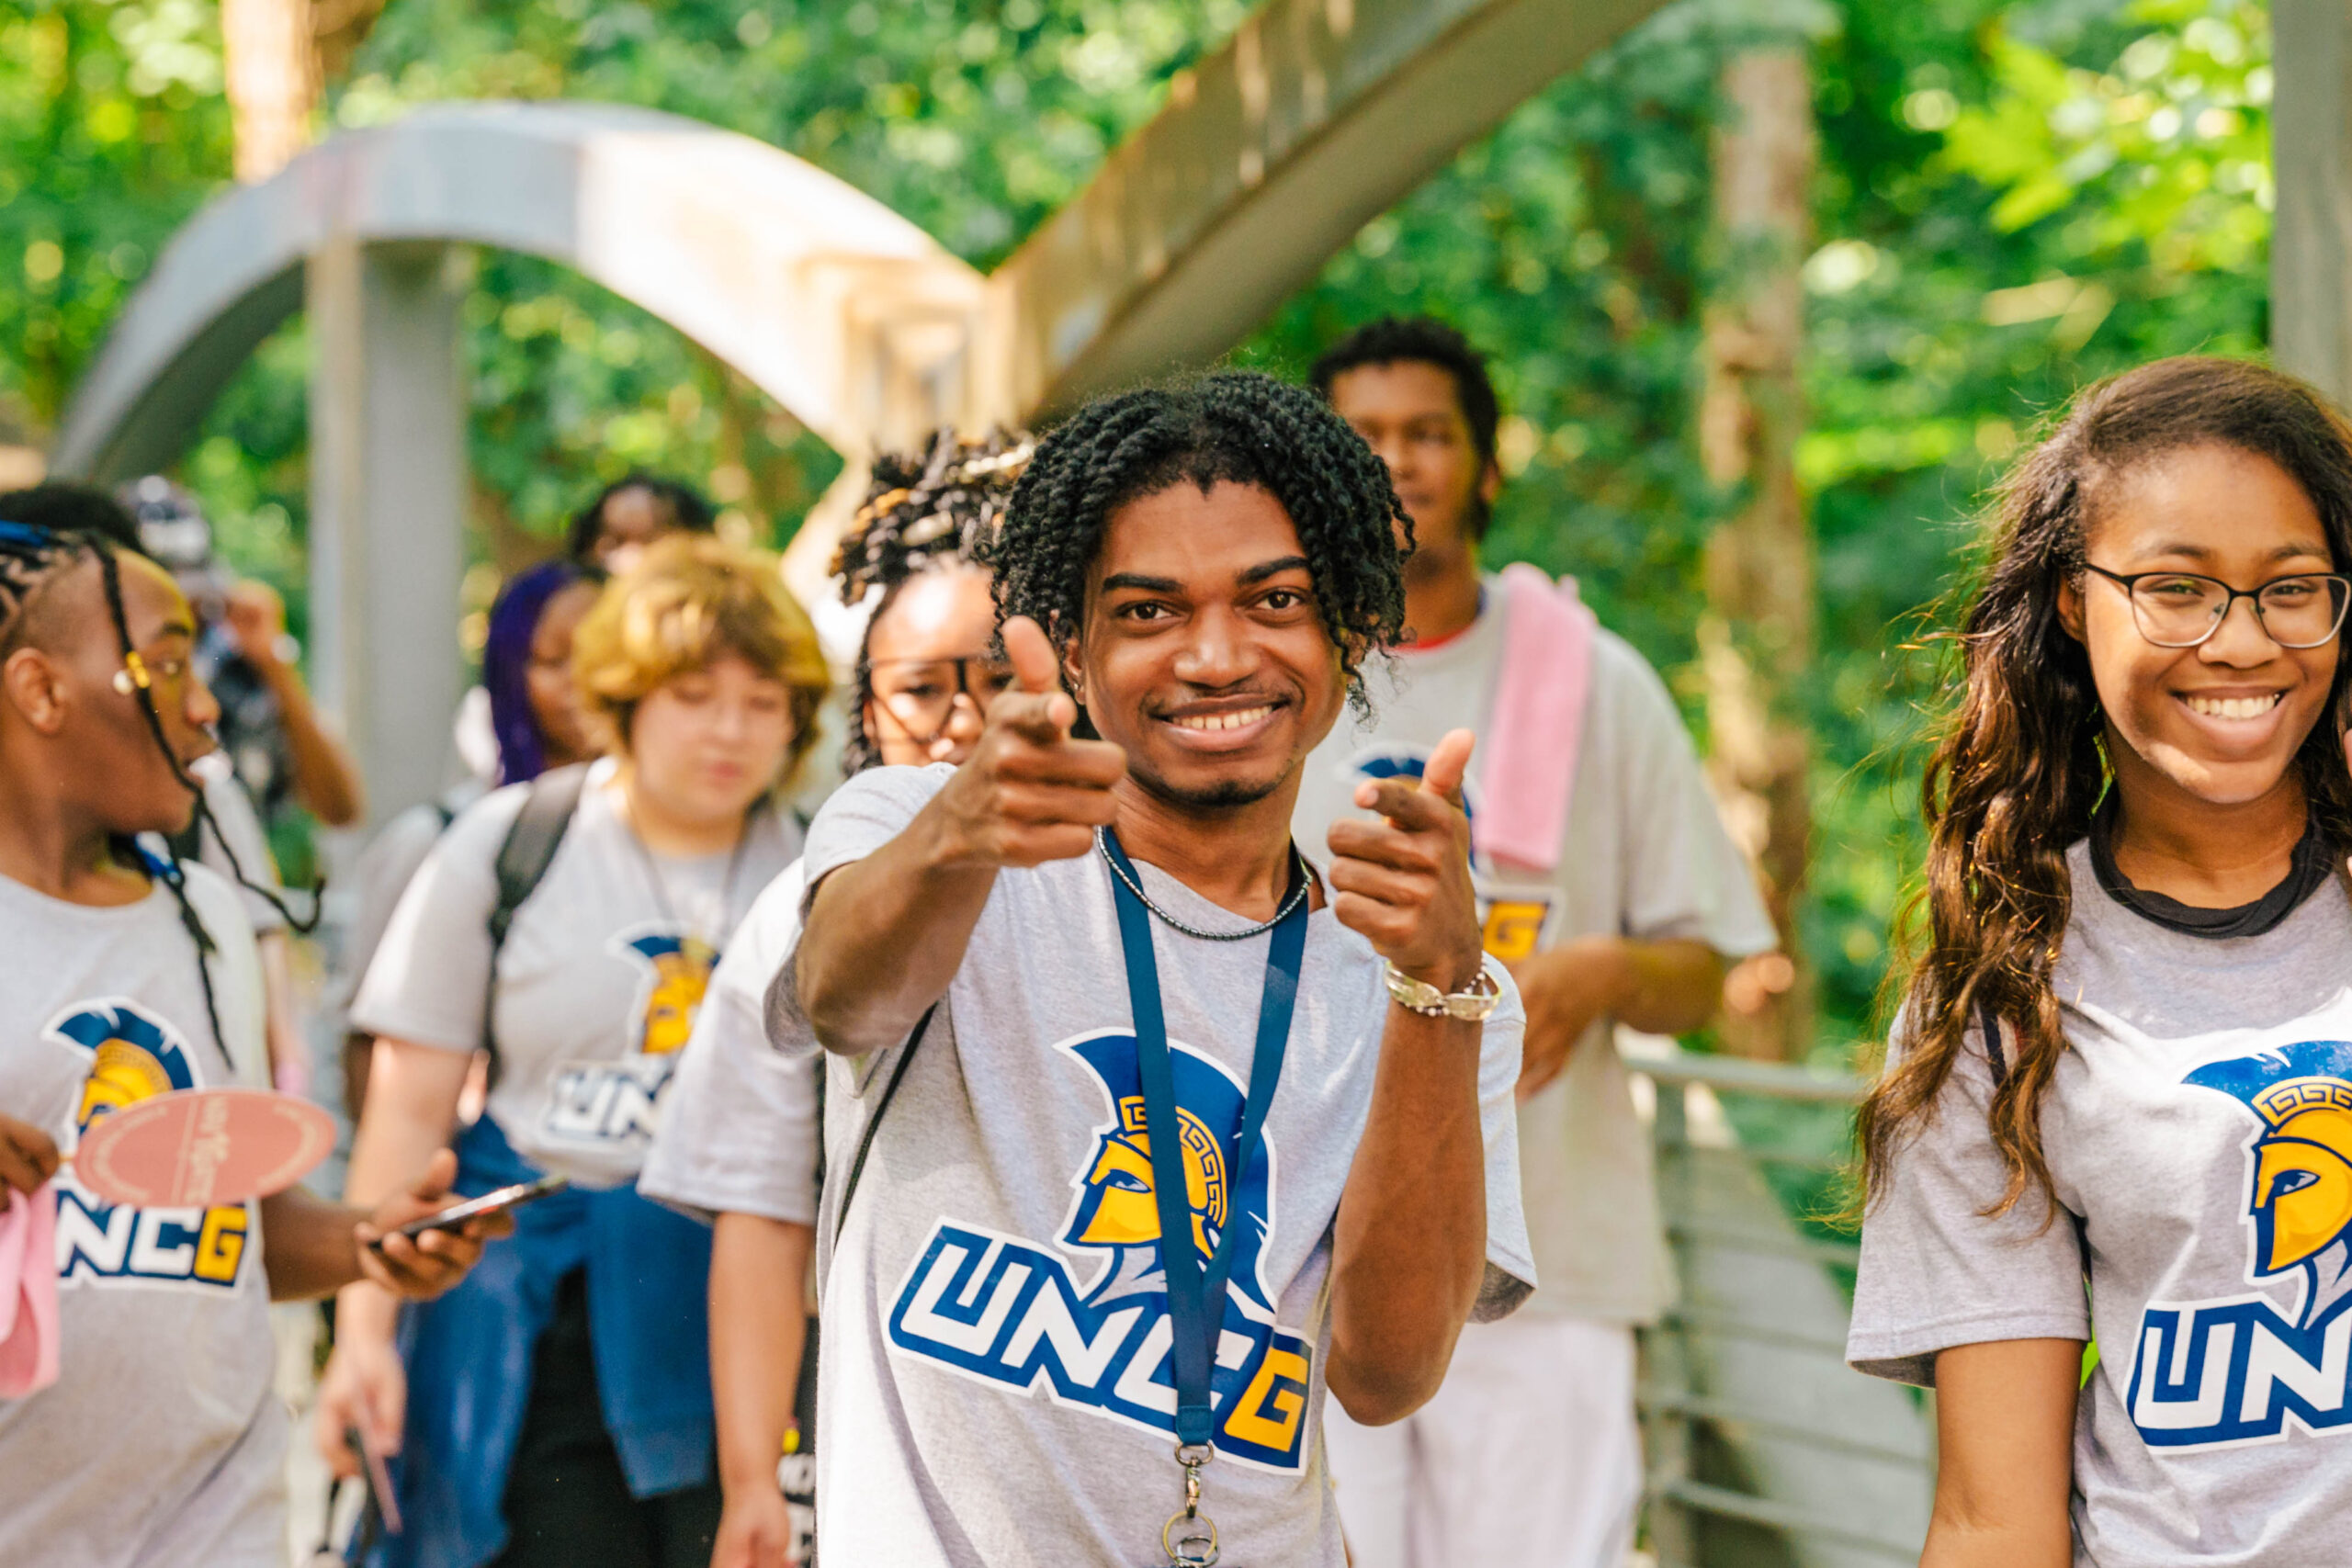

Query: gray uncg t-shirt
1850;840;2352;1566
352;758;803;1188
0;870;284;1568
639;860;820;1226
773;765;1537;1568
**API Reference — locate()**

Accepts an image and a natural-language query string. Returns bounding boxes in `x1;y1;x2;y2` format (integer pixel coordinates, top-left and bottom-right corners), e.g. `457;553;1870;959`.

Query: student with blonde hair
317;535;829;1568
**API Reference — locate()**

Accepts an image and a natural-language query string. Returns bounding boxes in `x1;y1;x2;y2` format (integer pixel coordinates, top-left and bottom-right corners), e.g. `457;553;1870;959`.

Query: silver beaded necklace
1094;826;1310;942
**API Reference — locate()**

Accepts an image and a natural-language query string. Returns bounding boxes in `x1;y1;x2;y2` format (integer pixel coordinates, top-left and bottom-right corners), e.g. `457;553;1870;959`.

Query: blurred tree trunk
221;0;386;182
1698;45;1815;1062
220;0;318;182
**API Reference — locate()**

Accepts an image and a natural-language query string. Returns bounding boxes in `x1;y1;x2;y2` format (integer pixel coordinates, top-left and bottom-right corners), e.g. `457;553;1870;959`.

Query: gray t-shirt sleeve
349;786;526;1054
641;863;821;1224
765;763;955;1045
1598;637;1776;958
1847;1022;2091;1386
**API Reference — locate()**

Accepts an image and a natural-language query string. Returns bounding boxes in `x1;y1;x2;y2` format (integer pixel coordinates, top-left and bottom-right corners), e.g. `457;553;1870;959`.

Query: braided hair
831;429;1034;774
0;520;244;1054
984;371;1410;713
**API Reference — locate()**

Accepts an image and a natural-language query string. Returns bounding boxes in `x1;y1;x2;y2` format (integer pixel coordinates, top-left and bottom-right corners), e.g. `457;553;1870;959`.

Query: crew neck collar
1396;583;1489;658
2088;797;2335;940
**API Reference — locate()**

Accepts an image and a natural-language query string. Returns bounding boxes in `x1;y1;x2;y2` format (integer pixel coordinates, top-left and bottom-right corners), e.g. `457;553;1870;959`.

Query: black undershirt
2088;798;2336;940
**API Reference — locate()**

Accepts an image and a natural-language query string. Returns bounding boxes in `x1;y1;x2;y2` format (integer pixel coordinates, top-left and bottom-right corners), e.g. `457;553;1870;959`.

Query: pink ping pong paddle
72;1089;335;1209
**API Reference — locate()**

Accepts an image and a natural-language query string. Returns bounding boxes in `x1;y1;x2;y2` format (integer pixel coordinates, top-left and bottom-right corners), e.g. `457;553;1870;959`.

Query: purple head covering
484;559;594;784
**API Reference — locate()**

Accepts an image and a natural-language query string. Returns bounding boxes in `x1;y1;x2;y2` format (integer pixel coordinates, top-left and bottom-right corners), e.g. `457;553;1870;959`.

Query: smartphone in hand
368;1174;567;1250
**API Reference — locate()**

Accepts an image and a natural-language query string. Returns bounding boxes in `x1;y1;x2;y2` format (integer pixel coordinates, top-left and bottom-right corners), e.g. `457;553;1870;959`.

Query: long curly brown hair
1859;356;2352;1217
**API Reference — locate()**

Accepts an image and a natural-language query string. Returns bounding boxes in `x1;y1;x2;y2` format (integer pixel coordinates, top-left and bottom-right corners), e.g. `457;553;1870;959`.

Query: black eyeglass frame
866;652;1016;746
2080;562;2352;650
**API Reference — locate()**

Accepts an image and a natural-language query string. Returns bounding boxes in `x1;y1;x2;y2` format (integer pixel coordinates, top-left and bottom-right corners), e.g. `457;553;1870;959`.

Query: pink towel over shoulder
0;1183;59;1399
1471;562;1597;875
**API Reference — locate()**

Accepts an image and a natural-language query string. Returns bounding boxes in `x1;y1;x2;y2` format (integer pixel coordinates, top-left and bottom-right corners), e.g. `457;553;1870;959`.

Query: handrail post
1646;1074;1699;1567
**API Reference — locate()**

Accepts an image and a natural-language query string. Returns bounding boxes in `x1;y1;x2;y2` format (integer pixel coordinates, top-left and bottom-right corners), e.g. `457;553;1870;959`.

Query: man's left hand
1326;728;1485;993
353;1148;511;1300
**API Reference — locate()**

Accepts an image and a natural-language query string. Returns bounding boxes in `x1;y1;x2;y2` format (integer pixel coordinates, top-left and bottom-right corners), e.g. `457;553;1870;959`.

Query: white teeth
2185;693;2283;720
1171;705;1273;732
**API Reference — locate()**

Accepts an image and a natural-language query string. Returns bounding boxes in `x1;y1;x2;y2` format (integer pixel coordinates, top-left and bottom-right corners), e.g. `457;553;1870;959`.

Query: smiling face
2058;443;2343;809
1069;480;1346;811
626;651;797;827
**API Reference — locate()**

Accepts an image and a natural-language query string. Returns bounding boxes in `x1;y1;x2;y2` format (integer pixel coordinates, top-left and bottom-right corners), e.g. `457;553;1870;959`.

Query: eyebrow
1100;572;1183;594
1238;555;1312;585
2141;541;2335;565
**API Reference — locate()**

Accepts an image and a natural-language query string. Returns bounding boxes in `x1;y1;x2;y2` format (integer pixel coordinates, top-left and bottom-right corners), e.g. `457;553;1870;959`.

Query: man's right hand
927;615;1125;868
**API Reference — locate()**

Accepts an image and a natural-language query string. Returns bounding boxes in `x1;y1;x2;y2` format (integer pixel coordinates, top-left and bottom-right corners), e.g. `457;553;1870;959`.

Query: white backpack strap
178;864;271;1089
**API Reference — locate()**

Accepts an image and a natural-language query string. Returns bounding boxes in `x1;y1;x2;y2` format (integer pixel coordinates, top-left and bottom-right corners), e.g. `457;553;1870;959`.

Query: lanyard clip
1162;1442;1220;1566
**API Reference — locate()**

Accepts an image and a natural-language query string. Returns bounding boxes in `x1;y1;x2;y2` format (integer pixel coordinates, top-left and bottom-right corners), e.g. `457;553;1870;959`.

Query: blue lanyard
1101;827;1307;1452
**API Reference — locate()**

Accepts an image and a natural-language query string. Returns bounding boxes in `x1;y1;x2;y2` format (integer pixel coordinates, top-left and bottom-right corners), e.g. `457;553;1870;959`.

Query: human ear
1;647;66;735
1478;460;1502;507
1059;635;1086;706
2055;571;2087;644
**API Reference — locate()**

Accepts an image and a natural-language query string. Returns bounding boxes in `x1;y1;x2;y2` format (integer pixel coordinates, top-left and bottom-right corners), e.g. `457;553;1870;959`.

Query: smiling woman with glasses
1848;356;2352;1568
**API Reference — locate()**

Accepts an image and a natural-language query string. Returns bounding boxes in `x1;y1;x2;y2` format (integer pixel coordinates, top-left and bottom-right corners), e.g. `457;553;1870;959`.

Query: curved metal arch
54;100;985;481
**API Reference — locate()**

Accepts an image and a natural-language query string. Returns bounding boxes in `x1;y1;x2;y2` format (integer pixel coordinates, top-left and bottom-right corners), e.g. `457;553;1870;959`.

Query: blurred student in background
1299;319;1773;1568
318;536;828;1568
571;472;718;575
639;430;1029;1568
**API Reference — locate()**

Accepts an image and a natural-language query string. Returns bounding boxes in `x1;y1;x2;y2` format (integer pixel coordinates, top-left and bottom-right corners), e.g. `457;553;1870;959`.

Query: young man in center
779;373;1535;1565
1298;318;1777;1566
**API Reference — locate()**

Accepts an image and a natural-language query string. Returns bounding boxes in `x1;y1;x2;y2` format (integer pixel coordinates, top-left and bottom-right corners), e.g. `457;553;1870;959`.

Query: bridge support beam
307;238;469;827
2275;0;2352;404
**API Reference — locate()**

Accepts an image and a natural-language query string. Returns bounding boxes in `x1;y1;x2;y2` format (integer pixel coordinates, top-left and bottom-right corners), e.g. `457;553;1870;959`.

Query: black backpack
481;763;591;1064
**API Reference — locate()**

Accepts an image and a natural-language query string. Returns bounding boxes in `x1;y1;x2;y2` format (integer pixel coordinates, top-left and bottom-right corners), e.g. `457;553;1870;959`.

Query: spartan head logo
1058;1031;1276;1318
616;931;718;1055
50;1002;202;1135
2188;1041;2352;1328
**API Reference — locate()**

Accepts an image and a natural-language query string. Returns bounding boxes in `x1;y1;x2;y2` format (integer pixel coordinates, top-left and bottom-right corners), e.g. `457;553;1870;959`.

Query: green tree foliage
0;0;2278;1055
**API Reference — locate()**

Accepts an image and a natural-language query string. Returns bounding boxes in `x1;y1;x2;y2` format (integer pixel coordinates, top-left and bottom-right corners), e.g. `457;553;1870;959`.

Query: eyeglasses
2081;564;2352;650
869;654;1015;743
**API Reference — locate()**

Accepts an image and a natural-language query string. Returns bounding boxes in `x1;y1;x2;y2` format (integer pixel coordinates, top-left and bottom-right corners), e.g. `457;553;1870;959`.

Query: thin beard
1127;758;1285;812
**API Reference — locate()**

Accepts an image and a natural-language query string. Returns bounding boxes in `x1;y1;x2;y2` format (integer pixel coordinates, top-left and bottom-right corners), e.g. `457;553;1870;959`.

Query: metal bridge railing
1631;1048;1932;1568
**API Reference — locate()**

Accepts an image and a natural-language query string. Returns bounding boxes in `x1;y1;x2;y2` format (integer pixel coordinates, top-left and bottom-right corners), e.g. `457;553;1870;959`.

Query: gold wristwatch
1384;959;1502;1021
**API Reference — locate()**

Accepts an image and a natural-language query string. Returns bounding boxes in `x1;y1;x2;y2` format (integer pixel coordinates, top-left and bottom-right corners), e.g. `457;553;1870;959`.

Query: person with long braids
1849;356;2352;1564
638;429;1027;1568
784;374;1534;1565
317;534;829;1568
0;522;501;1567
0;482;322;1092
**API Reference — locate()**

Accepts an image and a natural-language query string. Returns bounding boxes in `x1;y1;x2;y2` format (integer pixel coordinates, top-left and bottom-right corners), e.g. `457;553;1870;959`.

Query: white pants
1324;1315;1641;1568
